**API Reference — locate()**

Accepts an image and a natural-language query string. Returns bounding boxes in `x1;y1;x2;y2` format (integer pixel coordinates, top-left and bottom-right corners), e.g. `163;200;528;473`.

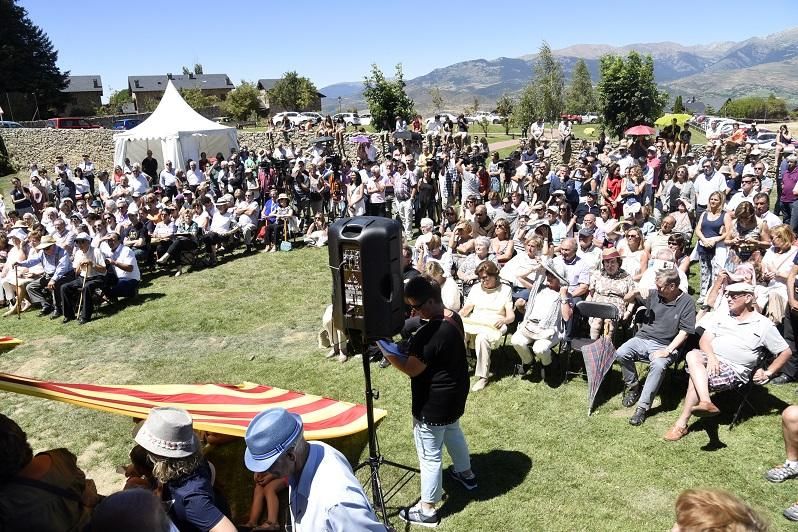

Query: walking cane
14;264;20;320
76;263;88;320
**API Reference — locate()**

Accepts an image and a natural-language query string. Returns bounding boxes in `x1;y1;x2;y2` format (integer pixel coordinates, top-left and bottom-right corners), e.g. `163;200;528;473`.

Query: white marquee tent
113;81;238;172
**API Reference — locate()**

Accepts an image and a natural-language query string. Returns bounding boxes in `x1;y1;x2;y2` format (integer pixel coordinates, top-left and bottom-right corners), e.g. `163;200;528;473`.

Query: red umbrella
625;125;656;136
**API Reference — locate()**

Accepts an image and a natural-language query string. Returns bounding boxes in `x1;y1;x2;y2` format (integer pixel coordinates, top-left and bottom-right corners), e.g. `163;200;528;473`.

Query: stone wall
0;128;382;174
0;126;774;177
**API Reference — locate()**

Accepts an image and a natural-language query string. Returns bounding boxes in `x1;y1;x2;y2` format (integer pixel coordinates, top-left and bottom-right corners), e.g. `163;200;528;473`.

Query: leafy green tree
564;59;596;115
532;41;564;122
0;0;69;116
704;104;716;116
182;63;203;76
268;71;318;112
222;81;260;120
178;88;218;110
109;89;132;110
596;51;668;138
512;83;540;135
720;94;788;120
362;63;415;131
464;97;480;116
672;95;684;113
429;87;445;113
495;93;515;135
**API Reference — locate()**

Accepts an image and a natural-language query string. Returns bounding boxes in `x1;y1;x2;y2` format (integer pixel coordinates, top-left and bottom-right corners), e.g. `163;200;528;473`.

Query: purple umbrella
350;135;372;144
582;336;617;415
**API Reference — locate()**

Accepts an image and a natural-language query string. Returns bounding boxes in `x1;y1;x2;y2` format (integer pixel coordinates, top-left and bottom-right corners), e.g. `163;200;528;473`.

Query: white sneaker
471;378;488;392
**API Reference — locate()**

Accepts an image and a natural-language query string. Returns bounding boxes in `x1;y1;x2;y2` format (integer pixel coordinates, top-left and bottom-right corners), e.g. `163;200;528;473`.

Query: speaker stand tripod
350;330;419;529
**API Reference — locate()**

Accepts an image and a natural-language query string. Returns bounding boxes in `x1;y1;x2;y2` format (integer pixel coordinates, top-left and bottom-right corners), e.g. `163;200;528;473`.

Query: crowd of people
3;114;798;528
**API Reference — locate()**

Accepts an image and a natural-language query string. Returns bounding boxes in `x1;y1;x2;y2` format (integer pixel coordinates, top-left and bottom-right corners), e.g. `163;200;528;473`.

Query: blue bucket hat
244;408;303;472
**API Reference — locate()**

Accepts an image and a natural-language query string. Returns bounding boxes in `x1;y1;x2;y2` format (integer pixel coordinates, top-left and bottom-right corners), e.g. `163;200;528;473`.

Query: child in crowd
243;471;287;531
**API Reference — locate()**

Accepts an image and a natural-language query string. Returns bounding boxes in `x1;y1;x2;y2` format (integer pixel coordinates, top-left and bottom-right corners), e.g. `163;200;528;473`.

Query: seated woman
243;472;287;531
460;260;514;392
0;413;100;530
667;233;691;275
1;228;32;316
438;207;459;243
510;260;572;380
264;194;294;253
156;209;200;277
424;261;461;312
133;407;235;532
448;219;475;269
760;224;798;324
725;201;770;267
587;248;636;339
616;226;648;282
456;236;494;295
490;218;515;266
416;235;452;277
670;198;693;242
304;213;328;248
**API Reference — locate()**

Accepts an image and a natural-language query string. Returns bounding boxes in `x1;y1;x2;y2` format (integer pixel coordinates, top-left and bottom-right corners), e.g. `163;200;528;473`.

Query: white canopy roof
113;81;238;172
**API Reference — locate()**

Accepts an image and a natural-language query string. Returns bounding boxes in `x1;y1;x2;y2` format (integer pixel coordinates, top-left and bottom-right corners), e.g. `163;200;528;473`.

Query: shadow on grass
686;386;790;450
94;292;166;318
440;449;532;517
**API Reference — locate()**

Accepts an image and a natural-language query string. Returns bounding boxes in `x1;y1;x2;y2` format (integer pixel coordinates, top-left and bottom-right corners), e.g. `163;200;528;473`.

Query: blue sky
18;0;797;102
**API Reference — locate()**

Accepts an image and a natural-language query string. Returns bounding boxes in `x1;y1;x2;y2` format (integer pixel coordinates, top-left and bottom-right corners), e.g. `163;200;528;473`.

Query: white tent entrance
113;81;238;172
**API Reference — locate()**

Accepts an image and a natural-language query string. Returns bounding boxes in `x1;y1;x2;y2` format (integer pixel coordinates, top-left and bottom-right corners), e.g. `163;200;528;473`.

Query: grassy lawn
1;243;797;530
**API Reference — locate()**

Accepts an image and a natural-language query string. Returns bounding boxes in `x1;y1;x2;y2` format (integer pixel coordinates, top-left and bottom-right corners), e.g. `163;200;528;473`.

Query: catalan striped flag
0;373;386;440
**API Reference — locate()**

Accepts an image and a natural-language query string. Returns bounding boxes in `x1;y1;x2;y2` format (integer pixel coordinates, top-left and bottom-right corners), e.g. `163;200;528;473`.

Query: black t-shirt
679;130;692;144
662;125;680;141
142;156;158;178
11;187;32;209
407;314;469;425
123;221;150;249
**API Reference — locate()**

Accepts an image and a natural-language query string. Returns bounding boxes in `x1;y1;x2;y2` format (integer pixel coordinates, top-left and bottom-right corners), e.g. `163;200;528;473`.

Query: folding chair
728;349;772;430
561;301;620;381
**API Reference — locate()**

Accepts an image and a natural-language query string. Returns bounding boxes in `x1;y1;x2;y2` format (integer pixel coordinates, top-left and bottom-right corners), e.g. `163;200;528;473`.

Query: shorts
688;351;743;391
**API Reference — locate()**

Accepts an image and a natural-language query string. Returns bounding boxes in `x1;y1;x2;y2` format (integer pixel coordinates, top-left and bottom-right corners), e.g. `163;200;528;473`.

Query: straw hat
134;407;200;459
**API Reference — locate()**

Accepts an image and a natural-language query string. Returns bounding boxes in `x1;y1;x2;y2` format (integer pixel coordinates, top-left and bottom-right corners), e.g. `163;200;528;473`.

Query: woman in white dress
347;171;366;217
761;224;798;323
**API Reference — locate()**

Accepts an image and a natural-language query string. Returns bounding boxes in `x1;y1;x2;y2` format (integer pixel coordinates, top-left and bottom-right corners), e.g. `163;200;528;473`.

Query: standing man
693;160;726;220
393;160;417;241
617;268;696;426
385;276;477;528
159;160;178;199
529;118;545;150
78;154;96;195
366;165;387;217
141;149;158;179
244;408;385;531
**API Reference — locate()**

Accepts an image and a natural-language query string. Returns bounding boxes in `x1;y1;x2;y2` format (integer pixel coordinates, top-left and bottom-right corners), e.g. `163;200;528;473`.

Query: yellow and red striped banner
0;337;22;350
0;373;386;440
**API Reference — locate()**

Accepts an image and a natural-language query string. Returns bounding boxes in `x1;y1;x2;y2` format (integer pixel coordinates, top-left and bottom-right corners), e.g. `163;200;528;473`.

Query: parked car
466;111;503;125
271;112;303;126
0;120;23;128
213;116;235;124
560;114;582;124
358;112;372;126
300;112;324;125
46;117;101;129
333;112;361;126
111;118;143;130
581;113;599;124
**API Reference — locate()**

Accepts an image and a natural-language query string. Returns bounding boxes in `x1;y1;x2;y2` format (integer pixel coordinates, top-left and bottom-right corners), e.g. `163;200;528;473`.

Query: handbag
521;319;555;341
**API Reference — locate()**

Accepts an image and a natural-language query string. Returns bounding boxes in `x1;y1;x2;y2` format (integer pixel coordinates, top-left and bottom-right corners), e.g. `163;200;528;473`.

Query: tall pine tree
564;59;596;115
532;42;564;122
0;0;69;115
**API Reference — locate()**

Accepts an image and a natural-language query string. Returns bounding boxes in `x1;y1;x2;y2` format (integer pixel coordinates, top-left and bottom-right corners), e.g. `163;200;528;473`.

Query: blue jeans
615;336;676;410
413;418;472;504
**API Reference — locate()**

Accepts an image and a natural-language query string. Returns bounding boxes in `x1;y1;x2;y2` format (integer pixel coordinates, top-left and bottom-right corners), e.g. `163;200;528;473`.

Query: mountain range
321;27;798;115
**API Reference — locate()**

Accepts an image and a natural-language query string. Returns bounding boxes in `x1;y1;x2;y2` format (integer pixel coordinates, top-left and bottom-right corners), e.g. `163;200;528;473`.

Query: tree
429;86;445;113
495;93;515;135
178;88;218;110
362;63;415;131
564;59;596;115
512;83;540;135
596;51;668;138
268;71;318;112
109;89;132;110
0;0;70;115
672;95;684;113
182;63;203;76
222;81;260;120
532;41;565;122
464;97;480;116
719;94;788;120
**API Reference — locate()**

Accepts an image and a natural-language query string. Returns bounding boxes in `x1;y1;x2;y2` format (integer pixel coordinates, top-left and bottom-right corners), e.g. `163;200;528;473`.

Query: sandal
767;462;798;483
253;523;280;531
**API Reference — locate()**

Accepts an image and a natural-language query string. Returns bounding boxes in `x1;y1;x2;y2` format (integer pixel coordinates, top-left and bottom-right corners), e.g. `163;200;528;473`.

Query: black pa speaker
328;216;404;339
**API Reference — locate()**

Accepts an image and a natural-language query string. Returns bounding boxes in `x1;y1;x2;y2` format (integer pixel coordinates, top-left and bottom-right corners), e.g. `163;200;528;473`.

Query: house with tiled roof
128;73;234;111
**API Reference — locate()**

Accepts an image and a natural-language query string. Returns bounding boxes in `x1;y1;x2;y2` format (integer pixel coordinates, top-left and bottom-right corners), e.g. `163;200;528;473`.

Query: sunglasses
407;300;426;310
